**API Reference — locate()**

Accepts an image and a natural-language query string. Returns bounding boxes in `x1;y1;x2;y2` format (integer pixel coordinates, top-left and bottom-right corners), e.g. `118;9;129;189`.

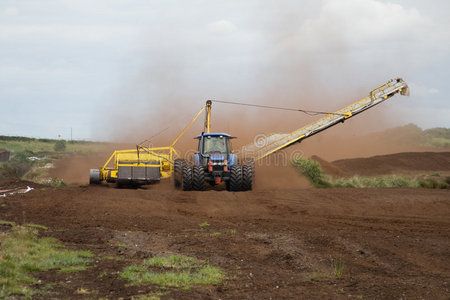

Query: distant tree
54;140;66;152
424;127;450;139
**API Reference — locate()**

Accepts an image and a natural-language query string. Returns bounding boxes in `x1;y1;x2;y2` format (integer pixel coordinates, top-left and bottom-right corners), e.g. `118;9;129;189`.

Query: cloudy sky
1;0;449;141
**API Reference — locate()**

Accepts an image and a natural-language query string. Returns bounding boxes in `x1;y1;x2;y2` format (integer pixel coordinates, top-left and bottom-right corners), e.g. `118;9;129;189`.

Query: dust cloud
91;2;412;146
85;2;423;185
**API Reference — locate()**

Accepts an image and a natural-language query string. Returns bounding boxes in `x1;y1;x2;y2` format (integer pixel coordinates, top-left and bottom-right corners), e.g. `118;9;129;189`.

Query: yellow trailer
89;101;210;186
89;146;178;186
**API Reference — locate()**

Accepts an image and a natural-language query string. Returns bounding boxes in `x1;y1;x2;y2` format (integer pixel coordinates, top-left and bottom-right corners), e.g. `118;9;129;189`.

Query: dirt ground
322;152;450;177
1;152;449;299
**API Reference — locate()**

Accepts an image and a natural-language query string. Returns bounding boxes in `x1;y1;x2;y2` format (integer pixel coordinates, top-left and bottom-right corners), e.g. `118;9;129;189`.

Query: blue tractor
173;101;253;191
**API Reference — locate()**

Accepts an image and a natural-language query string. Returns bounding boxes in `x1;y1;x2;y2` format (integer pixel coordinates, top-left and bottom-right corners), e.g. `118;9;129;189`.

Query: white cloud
0;65;74;80
408;83;439;96
297;0;433;51
0;24;139;44
3;7;18;16
207;20;238;35
392;105;450;129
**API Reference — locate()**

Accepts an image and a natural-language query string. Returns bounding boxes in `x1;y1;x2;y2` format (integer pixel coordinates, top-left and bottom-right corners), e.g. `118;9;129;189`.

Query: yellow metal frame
97;101;212;183
250;78;409;160
99;146;179;181
171;103;208;148
205;100;212;133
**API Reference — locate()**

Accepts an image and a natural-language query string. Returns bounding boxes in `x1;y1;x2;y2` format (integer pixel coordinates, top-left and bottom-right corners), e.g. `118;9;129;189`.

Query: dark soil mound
0;178;45;190
331;152;450;176
311;155;349;177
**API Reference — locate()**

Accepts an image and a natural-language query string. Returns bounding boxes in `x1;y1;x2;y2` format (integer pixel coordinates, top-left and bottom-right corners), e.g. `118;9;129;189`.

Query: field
0;148;449;299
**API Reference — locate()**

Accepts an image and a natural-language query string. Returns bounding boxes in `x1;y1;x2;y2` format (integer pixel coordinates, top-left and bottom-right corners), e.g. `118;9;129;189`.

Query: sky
0;0;449;141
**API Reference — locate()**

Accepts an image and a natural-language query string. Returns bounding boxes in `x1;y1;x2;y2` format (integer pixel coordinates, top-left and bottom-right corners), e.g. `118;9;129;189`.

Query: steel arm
245;78;409;161
171;103;209;148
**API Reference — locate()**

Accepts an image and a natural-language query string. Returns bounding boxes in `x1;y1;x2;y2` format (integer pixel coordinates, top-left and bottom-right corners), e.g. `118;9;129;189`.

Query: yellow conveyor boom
244;78;409;161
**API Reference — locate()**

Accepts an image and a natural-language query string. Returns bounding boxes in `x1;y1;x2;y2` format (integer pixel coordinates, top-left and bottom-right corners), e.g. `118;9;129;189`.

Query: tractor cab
197;133;234;155
194;133;236;166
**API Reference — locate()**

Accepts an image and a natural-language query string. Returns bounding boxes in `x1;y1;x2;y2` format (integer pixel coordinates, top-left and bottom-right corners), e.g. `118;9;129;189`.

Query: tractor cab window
203;136;228;153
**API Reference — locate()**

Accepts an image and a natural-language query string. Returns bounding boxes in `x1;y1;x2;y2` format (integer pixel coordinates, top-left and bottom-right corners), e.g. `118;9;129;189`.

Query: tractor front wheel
242;165;253;191
227;165;242;191
174;159;186;188
192;166;206;191
182;165;193;191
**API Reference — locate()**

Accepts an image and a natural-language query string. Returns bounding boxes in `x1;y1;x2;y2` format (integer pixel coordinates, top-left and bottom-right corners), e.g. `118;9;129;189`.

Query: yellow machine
89;101;213;186
89;146;178;186
241;78;409;160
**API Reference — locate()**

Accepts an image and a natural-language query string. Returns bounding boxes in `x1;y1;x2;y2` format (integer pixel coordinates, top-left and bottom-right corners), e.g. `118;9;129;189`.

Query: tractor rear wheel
242;165;253;191
192;166;206;191
228;165;242;191
174;159;186;188
182;165;193;191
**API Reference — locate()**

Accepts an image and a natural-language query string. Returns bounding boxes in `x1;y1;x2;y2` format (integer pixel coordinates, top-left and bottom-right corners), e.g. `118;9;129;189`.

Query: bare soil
331;152;450;177
0;152;449;299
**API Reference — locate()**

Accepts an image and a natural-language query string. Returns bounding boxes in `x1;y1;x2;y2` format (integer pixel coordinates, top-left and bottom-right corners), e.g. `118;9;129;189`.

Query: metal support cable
210;99;348;116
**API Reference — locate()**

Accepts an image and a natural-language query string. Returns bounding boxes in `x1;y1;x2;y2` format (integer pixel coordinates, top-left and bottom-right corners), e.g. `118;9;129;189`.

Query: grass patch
331;175;420;188
144;255;197;269
101;256;116;260
0;151;36;178
199;221;210;228
0;220;15;226
0;224;93;298
131;294;166;300
303;271;329;281
0;136;104;155
0;137;106;183
291;158;330;187
292;157;449;189
121;254;225;289
418;178;448;189
331;258;344;278
54;140;66;152
39;178;67;187
0;140;54;154
24;223;48;231
429;137;450;148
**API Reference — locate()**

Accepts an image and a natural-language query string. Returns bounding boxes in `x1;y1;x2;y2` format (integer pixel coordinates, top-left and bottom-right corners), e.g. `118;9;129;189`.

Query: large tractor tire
182;165;193;191
192;166;206;191
227;165;242;191
173;159;186;188
89;169;101;184
242;165;253;191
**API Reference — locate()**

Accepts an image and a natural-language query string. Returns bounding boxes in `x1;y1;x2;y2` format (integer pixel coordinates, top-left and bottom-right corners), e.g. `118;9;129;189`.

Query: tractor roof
194;133;235;139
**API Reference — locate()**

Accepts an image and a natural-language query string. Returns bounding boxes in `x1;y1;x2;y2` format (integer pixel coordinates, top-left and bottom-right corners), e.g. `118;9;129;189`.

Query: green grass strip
291;157;449;189
0;223;93;298
121;255;225;288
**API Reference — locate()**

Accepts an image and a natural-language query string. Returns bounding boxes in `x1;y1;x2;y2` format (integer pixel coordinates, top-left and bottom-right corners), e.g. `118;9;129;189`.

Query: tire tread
229;165;242;191
182;165;193;191
242;165;253;191
192;166;206;191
